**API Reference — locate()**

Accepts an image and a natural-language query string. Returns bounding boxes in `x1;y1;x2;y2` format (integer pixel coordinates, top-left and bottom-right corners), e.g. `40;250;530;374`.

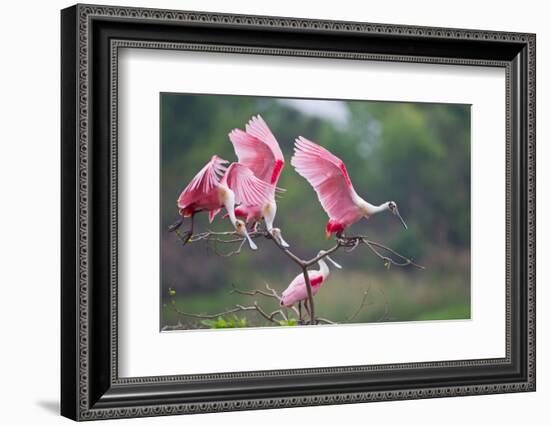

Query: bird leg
336;232;361;249
304;299;312;322
168;216;184;232
298;301;303;323
335;230;354;245
175;213;195;245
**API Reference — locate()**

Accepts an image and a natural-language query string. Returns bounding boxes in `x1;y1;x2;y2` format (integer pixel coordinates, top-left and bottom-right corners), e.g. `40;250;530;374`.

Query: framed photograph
61;4;536;421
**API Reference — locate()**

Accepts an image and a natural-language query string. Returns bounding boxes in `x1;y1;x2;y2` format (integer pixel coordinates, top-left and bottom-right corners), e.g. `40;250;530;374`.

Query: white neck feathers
317;258;330;278
360;200;390;217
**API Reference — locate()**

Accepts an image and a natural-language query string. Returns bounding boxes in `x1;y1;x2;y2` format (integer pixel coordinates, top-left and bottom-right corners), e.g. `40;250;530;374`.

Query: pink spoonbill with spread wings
291;136;408;239
280;250;342;316
228;115;289;247
170;155;273;250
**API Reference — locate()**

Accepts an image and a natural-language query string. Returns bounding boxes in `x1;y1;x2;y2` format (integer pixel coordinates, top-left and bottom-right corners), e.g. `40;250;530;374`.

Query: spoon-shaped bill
395;208;408;230
278;236;290;248
272;228;290;248
326;255;342;269
242;229;258;250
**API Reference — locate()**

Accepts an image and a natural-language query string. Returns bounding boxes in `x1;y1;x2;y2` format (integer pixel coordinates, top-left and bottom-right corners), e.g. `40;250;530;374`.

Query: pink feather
176;156;273;222
177;155;228;213
228;115;285;186
291;137;363;227
222;163;274;208
280;271;324;307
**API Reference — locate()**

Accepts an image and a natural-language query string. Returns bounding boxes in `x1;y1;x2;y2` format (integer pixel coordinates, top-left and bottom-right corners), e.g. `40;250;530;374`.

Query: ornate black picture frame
61;3;535;421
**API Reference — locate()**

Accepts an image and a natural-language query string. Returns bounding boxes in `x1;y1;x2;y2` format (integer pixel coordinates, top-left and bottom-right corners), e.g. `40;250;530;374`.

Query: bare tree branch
230;283;279;301
301;266;315;324
316;317;336;325
303;242;342;267
171;227;423;326
340;235;426;269
167;300;286;326
212;238;247;257
176;229;423;270
165;282;383;329
230;283;300;321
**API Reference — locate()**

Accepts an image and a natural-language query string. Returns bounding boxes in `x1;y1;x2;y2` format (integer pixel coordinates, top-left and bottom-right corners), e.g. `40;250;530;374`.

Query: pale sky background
277;98;350;128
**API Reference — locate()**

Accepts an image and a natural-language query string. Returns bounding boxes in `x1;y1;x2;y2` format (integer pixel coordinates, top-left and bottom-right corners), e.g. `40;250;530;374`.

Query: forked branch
166;281;374;328
172;227;423;325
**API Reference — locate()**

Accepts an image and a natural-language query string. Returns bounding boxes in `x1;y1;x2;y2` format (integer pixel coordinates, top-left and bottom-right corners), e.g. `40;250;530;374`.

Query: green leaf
214;317;228;328
168;287;176;297
200;315;250;329
196;314;253;329
278;318;298;326
200;319;217;328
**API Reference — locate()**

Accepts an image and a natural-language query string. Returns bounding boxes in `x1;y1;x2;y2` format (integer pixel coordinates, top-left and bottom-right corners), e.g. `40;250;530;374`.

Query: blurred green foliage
200;316;248;329
160;94;471;329
278;319;298;327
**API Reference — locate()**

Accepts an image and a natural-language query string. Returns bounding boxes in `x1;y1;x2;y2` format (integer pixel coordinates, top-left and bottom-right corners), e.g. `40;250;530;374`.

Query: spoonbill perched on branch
291;136;407;239
170;155;273;250
280;250;342;318
228;115;289;247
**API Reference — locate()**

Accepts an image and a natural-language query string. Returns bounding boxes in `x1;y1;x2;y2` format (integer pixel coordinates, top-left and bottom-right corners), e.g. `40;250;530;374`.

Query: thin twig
169;301;285;325
230;283;299;320
171;227;423;326
316;317;336;325
212;238;247;257
347;286;371;322
303;242;342;267
230;285;278;300
362;238;425;269
376;285;391;322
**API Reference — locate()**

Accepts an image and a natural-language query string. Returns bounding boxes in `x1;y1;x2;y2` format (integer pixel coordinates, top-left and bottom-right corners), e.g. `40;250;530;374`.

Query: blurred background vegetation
160;93;471;329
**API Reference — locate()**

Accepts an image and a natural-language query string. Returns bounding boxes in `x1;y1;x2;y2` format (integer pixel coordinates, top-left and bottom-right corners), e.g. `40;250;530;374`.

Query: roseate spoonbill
170;155;273;250
291;136;407;239
280;250;342;318
228;115;289;247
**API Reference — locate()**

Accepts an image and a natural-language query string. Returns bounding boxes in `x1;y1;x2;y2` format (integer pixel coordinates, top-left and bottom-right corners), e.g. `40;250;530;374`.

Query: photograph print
160;93;471;330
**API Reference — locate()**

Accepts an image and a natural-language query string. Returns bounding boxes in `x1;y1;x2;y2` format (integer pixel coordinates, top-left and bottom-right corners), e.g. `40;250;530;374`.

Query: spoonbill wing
223;163;275;208
229;115;285;185
291;136;359;222
177;155;228;210
281;271;323;306
208;208;221;223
